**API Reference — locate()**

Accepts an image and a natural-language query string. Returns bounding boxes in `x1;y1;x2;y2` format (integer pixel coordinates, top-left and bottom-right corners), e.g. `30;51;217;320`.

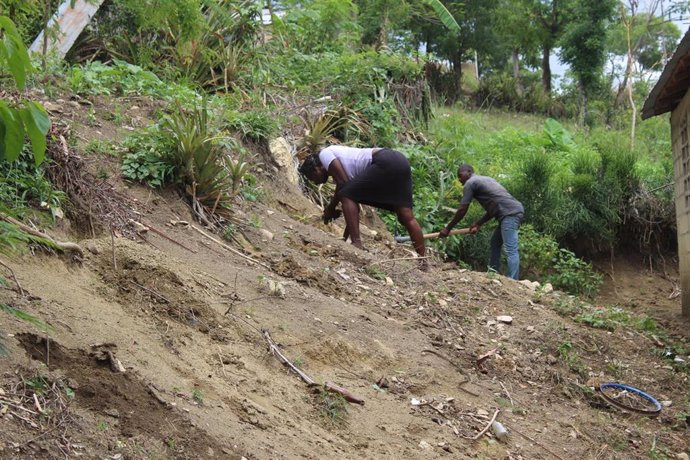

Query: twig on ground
512;426;566;460
217;346;227;377
0;214;83;257
139;221;197;253
191;224;271;270
110;225;117;270
0;259;25;296
263;330;315;385
368;255;430;267
130;281;170;304
499;381;514;407
462;408;499;440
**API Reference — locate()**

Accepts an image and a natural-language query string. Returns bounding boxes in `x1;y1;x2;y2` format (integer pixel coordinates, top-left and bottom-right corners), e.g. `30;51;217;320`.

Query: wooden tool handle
422;227;472;240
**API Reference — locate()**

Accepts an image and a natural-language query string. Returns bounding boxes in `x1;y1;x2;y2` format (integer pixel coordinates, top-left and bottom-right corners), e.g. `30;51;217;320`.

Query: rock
661;400;673;407
546;354;558;365
84;241;100;255
476;409;489;416
438;298;448;307
497;315;513;324
418;440;432;450
385;277;394;286
207;447;215;457
269;137;299;185
104;408;119;418
542;283;554;293
492;279;502;285
519;279;535;290
676;453;689;460
259;229;274;241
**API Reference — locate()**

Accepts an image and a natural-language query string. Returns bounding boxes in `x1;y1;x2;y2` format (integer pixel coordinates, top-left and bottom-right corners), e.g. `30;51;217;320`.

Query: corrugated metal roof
642;27;690;119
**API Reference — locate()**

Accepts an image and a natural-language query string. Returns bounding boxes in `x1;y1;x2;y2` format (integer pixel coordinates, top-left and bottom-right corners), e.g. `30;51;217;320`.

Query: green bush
224;109;278;142
547;248;603;297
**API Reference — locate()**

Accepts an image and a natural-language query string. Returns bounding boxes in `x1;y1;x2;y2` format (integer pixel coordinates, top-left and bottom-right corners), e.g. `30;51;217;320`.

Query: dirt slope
1;96;689;460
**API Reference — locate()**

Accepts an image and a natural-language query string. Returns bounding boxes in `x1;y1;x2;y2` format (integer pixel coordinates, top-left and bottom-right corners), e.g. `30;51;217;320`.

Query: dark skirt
338;149;413;211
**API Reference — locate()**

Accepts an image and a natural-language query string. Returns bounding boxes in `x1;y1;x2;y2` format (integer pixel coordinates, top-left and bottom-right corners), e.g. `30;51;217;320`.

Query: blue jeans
489;214;522;280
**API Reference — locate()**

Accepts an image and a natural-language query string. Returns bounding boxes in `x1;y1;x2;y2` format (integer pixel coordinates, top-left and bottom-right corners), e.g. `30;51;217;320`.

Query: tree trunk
377;9;389;50
512;49;523;96
541;44;552;94
451;54;463;103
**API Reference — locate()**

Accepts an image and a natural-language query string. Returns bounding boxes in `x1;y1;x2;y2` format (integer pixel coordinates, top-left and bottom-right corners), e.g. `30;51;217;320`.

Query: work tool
394;227;471;243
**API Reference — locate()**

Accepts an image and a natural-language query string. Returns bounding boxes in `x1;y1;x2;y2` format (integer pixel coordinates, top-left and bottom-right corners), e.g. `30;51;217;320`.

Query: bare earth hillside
0;96;689;460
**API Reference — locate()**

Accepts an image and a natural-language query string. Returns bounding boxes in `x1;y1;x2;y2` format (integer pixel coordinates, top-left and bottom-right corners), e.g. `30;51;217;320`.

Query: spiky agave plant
296;105;371;160
162;103;237;224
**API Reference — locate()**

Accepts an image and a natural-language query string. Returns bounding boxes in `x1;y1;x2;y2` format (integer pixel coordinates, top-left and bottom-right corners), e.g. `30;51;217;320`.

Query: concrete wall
670;90;690;317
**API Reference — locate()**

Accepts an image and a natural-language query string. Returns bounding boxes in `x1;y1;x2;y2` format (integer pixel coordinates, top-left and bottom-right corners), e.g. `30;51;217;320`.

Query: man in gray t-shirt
440;164;524;280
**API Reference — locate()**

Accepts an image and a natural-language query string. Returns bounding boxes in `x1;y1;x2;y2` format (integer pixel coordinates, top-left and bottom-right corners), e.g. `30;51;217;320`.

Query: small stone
492;279;502;285
207;447;215;457
519;279;536;289
84;241;100;254
542;283;554;293
569;430;577;439
497;315;513;324
661;400;673;407
438;299;448;307
546;354;558;365
418;440;432;450
676;454;689;460
476;409;489;416
385;277;394;286
104;408;119;418
259;229;274;241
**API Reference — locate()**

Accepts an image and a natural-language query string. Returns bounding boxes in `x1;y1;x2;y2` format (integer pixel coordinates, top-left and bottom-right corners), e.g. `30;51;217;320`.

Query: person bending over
299;145;427;269
440;164;524;280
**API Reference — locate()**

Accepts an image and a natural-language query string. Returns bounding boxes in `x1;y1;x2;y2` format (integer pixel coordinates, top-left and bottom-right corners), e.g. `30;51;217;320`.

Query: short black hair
458;163;474;175
299;154;321;176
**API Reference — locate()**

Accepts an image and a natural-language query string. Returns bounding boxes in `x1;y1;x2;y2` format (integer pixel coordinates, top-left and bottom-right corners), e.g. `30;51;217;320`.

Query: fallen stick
0;214;83;257
138;220;197;253
263;330;315;385
130;280;170;303
0;259;25;296
324;381;364;405
512;426;566;460
191;224;271;271
368;255;431;267
463;408;499;440
263;330;365;405
476;348;499;367
32;394;43;414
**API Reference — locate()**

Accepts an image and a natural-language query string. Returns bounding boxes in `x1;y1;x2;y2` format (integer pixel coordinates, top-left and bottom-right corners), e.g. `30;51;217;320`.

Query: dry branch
263;330;315;385
0;214;83;257
462;408;499;440
191;224;271;270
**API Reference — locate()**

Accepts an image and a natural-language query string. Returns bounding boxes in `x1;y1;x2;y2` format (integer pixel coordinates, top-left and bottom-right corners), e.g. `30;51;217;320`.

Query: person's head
299;154;328;184
457;163;474;184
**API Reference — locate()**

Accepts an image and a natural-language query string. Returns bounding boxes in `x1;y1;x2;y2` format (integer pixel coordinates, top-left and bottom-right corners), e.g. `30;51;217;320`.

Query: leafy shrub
546;249;603;298
68;60;198;101
0;148;66;220
224;109;278;142
122;150;175;187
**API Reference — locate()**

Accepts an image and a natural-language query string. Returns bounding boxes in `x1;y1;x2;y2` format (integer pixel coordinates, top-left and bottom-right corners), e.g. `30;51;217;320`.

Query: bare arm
324;159;349;219
440;203;470;237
